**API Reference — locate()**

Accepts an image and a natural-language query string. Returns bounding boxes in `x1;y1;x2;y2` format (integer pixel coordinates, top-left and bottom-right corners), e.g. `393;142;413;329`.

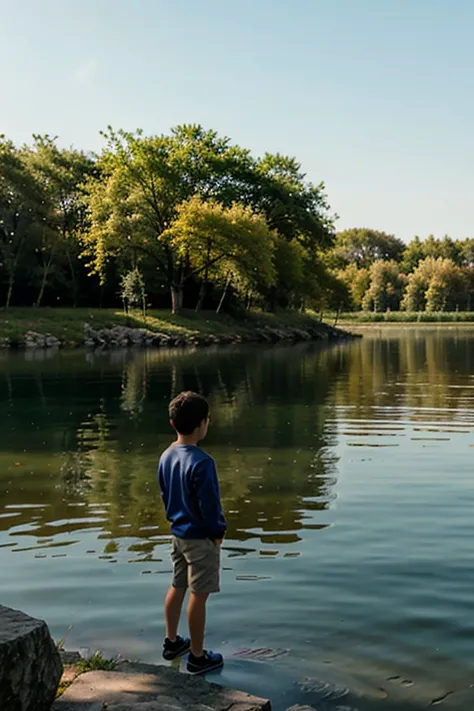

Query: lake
1;329;474;710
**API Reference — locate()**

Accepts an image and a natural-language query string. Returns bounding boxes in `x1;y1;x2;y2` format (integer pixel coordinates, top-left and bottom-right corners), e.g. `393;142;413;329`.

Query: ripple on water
1;337;474;710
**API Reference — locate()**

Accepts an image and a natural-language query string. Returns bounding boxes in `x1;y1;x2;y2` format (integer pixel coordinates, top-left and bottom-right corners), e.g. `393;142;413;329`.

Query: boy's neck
175;434;200;447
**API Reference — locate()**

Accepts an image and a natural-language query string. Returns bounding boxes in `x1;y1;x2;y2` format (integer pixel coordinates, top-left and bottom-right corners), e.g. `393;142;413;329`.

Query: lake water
1;329;474;710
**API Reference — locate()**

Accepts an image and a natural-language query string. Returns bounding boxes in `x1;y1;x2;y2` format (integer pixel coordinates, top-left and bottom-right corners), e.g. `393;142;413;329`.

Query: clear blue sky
1;0;473;241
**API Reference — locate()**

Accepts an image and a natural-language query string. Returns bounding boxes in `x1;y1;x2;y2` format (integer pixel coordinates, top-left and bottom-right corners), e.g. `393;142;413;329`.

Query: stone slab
0;605;63;711
53;661;271;711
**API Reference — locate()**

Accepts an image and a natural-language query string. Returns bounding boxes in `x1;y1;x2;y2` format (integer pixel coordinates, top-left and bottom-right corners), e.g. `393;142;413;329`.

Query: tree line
331;229;474;312
1;127;473;314
0;126;335;313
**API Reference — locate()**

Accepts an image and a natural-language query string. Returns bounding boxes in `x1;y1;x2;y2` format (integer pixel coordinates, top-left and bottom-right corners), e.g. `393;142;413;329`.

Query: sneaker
187;650;224;675
162;635;191;661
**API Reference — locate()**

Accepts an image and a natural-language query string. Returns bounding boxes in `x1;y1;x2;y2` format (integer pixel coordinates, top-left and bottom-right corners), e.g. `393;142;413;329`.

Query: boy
158;391;226;675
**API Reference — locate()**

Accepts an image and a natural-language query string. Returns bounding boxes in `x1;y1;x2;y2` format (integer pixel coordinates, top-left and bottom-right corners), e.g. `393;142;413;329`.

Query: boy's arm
193;458;227;540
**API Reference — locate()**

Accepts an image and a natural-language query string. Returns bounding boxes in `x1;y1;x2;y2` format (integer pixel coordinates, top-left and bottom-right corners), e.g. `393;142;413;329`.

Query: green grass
56;650;117;698
332;311;474;324
0;306;331;345
76;651;117;673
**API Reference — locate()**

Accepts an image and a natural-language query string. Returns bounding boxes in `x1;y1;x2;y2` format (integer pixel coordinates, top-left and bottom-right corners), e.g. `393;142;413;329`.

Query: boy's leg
165;586;187;642
183;538;223;672
165;537;188;643
187;592;208;657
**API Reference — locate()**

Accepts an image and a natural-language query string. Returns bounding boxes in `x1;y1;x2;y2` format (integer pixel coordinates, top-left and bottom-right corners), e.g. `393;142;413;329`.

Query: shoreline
0;307;358;349
338;320;474;331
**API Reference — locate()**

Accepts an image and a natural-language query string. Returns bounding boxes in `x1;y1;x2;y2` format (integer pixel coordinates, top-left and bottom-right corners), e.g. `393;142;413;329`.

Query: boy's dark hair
169;391;209;435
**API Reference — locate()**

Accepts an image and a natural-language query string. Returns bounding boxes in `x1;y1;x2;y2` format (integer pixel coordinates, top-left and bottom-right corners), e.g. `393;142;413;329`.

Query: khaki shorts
171;536;221;594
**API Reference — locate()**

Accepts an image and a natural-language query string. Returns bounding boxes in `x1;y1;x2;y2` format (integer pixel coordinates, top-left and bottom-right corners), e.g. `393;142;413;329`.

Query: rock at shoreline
81;321;354;350
24;331;60;348
1;319;357;350
0;605;63;711
53;660;271;710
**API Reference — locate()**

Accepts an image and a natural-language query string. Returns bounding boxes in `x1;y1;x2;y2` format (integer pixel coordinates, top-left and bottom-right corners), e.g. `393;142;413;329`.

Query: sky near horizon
1;0;473;242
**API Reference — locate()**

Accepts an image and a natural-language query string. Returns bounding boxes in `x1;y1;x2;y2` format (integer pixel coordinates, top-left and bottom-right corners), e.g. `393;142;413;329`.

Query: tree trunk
216;273;231;314
246;291;253;313
171;284;183;315
35;257;53;308
196;241;211;313
268;286;277;312
195;280;206;312
5;272;14;309
66;248;78;307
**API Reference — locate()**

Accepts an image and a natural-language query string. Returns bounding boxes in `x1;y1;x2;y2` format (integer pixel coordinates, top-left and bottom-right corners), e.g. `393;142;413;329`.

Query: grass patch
56;651;117;698
331;311;474;324
76;651;117;673
56;681;72;698
0;306;331;345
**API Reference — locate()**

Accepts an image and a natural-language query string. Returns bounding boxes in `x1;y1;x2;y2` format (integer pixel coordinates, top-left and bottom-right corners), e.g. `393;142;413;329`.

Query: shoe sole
187;661;224;676
163;645;191;661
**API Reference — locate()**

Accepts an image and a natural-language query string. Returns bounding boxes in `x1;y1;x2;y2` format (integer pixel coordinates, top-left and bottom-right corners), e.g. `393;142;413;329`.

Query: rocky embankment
0;605;319;711
0;321;357;350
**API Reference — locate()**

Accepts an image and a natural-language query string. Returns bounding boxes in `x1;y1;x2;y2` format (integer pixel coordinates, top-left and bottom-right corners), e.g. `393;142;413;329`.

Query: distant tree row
329;229;474;312
2;131;473;315
0;127;335;313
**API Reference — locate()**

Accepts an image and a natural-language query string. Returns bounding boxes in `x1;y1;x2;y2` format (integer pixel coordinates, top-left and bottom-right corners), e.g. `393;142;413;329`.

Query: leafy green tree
83;125;334;313
458;238;474;268
83;125;256;313
403;235;462;275
335;264;371;310
270;237;306;309
249;154;334;309
0;138;51;308
164;196;276;310
457;239;474;310
362;260;406;312
251;153;333;249
120;267;147;317
25;135;96;306
401;236;425;273
423;235;461;263
402;257;465;312
330;228;404;269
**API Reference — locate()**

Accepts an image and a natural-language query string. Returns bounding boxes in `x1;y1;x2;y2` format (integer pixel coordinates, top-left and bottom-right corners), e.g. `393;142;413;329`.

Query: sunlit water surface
1;329;474;710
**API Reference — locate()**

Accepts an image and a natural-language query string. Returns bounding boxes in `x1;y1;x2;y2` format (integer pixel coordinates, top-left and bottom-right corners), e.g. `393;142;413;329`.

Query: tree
330;228;405;269
402;257;465;312
251;153;334;249
25;135;96;306
401;236;425;273
120;267;146;317
163;196;276;310
458;238;474;268
335;264;371;310
83;125;255;313
423;235;461;263
270;237;306;309
0;138;50;308
246;153;335;308
458;239;474;310
83;126;334;314
403;235;462;275
362;260;406;312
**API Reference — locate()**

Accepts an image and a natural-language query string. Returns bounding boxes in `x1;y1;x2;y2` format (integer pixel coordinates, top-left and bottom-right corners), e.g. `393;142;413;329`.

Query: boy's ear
169;419;175;428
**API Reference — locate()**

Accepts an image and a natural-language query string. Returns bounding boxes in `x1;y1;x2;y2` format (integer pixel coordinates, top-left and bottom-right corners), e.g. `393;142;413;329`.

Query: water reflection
0;345;338;558
1;331;474;710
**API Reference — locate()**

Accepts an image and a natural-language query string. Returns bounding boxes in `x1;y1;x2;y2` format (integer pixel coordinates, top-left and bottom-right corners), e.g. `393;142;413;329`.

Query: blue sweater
158;444;226;540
